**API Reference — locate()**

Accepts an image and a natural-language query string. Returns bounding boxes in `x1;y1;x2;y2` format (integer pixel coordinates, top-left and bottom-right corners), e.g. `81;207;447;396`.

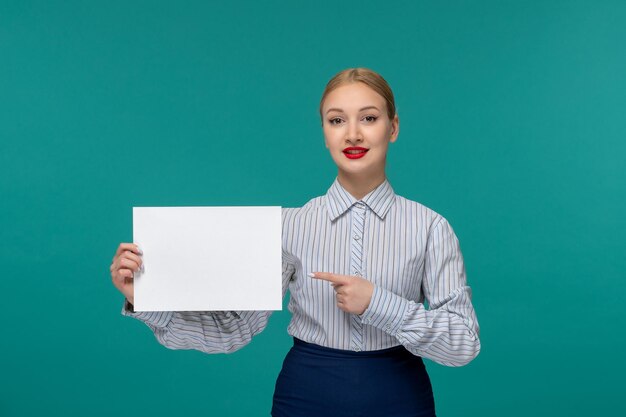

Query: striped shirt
122;178;481;367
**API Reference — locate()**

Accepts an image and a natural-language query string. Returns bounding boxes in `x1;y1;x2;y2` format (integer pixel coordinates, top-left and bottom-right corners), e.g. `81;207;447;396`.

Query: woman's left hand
310;272;374;315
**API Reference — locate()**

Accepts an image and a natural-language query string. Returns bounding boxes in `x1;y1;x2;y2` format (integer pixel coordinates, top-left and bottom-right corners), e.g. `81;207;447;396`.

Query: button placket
349;202;366;351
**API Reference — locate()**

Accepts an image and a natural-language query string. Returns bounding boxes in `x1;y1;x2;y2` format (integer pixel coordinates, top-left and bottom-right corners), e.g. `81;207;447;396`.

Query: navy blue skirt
271;338;436;417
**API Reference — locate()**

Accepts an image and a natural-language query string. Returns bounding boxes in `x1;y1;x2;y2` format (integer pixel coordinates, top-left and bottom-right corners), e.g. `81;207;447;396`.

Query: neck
337;171;387;200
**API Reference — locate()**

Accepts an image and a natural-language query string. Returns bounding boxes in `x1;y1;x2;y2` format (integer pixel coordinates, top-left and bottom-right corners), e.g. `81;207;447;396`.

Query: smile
342;147;369;159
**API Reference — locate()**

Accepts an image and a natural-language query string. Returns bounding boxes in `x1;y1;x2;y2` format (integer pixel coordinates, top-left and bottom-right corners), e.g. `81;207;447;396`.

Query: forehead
323;82;386;112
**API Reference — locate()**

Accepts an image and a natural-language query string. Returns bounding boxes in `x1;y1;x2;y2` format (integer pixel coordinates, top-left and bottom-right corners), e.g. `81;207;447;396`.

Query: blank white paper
132;206;282;312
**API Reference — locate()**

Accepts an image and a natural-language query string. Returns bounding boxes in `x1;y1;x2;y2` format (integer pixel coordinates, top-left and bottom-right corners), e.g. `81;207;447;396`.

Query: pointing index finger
309;272;349;285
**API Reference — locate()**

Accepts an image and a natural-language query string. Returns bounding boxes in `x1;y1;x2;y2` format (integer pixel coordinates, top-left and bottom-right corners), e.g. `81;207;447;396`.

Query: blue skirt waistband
293;337;408;358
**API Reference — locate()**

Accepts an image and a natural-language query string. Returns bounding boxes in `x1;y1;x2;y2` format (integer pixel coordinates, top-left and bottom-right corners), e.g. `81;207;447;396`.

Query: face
321;82;399;181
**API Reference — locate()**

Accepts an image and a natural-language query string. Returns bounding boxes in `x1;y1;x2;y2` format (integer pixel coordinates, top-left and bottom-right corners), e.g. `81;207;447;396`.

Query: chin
338;165;377;177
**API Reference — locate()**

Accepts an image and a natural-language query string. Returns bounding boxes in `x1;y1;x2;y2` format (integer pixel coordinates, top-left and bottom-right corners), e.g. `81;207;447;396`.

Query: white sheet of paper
132;206;282;312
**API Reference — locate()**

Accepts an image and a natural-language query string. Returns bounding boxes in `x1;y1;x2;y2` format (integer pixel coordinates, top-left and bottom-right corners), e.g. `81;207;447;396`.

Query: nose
346;121;363;144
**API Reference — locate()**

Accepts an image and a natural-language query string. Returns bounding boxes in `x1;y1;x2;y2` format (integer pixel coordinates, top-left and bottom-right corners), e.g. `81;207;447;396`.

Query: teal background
1;0;625;415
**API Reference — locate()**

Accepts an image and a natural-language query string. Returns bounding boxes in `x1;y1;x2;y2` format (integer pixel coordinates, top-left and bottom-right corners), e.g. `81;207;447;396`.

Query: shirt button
353;235;361;240
354;271;361;276
385;324;392;331
352;346;361;352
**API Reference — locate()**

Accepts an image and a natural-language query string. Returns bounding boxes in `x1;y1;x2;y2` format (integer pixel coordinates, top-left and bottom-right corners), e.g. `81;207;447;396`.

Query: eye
363;115;378;123
328;117;344;125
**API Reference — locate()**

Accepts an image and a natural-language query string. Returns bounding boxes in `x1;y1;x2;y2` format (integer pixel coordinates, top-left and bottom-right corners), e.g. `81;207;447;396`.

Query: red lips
342;147;369;159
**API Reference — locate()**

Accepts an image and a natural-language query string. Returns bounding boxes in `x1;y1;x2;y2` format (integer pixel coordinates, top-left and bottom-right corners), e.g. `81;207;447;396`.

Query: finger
309;272;349;285
115;243;143;259
119;250;143;269
113;270;134;291
115;268;134;282
118;257;140;272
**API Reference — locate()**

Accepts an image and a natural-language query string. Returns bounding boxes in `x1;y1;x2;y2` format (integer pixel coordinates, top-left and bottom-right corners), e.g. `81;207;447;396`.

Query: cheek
323;130;342;149
323;135;331;149
369;128;390;146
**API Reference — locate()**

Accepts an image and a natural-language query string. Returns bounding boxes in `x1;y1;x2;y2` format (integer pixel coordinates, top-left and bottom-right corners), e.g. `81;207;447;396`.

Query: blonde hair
319;68;396;122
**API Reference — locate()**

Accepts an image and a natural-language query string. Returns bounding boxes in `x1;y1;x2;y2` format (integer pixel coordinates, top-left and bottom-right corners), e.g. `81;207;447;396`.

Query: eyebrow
325;106;380;115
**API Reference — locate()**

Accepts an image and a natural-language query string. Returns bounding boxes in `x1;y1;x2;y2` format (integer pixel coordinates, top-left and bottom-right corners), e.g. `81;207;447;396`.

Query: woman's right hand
111;243;143;307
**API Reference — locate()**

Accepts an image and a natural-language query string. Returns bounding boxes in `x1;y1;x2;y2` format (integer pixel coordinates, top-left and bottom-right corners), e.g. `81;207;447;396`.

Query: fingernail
136;245;143;255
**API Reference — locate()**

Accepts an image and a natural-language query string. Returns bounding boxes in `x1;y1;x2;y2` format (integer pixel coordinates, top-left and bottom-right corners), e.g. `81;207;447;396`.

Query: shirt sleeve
359;217;481;367
120;256;296;354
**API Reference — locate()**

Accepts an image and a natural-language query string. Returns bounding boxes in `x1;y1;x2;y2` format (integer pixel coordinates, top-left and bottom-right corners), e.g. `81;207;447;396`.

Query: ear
389;114;399;143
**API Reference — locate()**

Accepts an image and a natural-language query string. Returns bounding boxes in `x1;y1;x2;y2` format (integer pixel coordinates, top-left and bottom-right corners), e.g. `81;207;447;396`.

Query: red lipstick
343;147;369;159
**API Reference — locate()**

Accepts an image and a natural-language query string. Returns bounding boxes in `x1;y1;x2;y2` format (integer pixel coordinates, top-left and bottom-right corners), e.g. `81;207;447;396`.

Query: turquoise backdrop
1;1;625;416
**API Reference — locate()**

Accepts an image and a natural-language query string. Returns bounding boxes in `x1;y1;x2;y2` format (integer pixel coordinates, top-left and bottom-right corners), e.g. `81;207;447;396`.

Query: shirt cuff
120;299;173;328
359;285;410;335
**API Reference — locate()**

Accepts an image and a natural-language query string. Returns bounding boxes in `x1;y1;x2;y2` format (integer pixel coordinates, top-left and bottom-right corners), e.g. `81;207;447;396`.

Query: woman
111;68;481;417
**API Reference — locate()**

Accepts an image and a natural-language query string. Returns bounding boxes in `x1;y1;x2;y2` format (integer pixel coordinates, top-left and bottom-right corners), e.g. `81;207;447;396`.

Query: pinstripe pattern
122;178;481;367
349;201;366;351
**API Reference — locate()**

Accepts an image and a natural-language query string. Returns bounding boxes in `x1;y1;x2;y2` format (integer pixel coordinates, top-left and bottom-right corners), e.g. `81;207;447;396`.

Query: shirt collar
325;178;396;221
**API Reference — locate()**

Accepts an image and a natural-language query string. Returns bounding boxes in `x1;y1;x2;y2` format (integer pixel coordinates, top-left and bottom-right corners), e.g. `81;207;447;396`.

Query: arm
121;257;295;354
359;217;481;367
